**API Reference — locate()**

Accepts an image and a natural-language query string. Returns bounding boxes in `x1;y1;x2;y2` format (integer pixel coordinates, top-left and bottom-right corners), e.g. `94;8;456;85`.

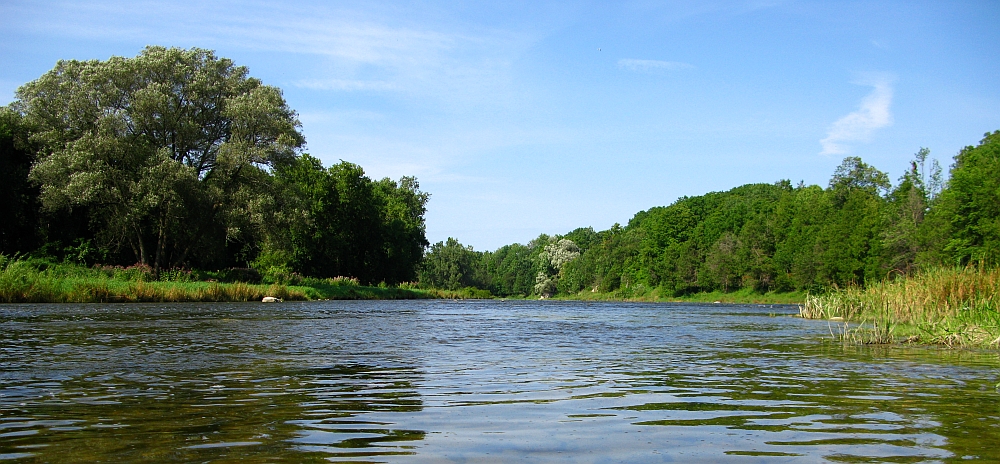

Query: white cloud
6;0;537;110
293;79;396;92
820;74;895;155
618;58;695;72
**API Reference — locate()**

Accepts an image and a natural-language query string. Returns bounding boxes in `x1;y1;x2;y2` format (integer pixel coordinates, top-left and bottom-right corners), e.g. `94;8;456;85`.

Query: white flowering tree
533;238;580;297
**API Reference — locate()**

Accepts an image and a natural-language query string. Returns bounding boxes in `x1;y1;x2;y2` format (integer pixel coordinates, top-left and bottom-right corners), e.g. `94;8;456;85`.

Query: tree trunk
153;205;169;279
136;227;148;266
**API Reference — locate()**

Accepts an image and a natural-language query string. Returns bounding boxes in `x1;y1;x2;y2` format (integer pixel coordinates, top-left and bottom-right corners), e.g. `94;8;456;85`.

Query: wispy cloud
6;0;536;109
820;74;895;155
293;79;396;92
618;58;695;72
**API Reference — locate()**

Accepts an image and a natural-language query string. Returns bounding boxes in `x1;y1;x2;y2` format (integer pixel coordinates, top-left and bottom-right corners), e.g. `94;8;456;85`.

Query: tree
269;155;429;284
936;131;1000;265
534;238;580;296
374;176;430;283
14;46;304;274
828;156;890;205
0;107;41;255
882;148;940;274
483;243;536;296
419;238;485;290
816;157;890;286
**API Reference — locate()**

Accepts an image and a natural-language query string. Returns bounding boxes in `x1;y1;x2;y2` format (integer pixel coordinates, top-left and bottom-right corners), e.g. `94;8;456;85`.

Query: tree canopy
4;47;429;284
14;46;304;274
419;136;1000;297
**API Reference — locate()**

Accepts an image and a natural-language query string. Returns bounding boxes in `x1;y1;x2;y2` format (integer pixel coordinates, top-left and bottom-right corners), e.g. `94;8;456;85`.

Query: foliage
481;243;536;296
0;254;442;303
417;238;487;291
420;134;1000;303
268;155;429;285
935;131;1000;266
4;47;429;285
0;107;42;255
801;266;1000;348
534;238;580;296
14;46;304;275
882;149;933;274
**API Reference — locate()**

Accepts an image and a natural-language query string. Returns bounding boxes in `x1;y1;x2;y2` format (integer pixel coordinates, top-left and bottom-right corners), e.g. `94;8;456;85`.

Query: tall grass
801;267;1000;348
0;257;307;302
0;255;440;303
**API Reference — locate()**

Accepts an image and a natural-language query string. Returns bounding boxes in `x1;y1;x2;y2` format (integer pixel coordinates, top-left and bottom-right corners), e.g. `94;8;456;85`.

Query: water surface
1;300;998;462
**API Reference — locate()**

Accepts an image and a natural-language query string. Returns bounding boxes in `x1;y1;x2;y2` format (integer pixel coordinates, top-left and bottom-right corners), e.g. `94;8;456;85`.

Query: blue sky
2;0;998;250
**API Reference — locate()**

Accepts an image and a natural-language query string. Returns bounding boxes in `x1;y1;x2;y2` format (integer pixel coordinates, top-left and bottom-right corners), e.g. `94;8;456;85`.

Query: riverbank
552;287;806;305
0;257;486;303
800;267;1000;348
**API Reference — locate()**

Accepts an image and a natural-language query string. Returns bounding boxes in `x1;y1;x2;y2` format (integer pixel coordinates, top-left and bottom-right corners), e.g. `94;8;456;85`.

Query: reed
801;267;1000;347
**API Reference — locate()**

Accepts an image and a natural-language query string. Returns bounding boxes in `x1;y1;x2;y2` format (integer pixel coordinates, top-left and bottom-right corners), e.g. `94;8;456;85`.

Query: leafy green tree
14;46;304;274
271;155;428;284
935;131;1000;265
419;238;486;290
828;156;891;205
0;107;42;255
588;224;640;292
562;227;599;253
882;148;942;274
771;184;827;291
373;176;431;284
815;157;890;286
481;243;535;296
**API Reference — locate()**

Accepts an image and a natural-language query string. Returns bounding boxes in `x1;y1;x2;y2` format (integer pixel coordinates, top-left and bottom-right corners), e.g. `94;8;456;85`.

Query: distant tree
562;227;599;253
14;46;304;274
481;243;535;296
418;238;485;290
533;238;580;296
772;184;828;291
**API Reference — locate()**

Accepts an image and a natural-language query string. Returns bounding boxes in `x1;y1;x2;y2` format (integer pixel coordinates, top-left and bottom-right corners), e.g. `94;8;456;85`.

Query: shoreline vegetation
801;266;1000;349
0;254;803;304
0;256;489;303
3;48;999;348
4;255;999;351
551;288;807;305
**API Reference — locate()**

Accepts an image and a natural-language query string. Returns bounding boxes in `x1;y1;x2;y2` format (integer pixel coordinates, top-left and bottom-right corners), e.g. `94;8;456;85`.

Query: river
1;300;998;462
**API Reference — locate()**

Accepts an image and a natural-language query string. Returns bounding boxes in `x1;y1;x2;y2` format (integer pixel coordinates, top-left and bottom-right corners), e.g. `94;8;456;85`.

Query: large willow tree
14;46;304;274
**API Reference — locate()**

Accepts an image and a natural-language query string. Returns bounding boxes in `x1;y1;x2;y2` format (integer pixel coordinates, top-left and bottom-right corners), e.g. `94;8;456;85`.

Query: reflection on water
1;300;998;462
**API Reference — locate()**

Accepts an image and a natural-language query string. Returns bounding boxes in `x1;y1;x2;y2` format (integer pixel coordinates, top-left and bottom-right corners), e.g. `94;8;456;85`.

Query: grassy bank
800;267;1000;348
553;286;806;305
0;256;461;303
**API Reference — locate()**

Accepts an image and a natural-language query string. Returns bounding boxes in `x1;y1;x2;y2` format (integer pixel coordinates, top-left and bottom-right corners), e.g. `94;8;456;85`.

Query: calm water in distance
1;300;999;462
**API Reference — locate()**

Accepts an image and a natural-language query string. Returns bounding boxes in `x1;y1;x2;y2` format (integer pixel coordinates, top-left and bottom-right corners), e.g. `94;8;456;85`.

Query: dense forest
420;132;1000;298
0;47;429;285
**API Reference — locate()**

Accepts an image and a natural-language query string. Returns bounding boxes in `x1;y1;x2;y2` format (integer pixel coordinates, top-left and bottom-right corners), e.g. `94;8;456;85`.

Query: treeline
421;132;1000;298
0;47;428;285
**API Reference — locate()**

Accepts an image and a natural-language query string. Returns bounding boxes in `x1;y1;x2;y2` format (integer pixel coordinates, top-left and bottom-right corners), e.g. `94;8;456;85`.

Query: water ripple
1;300;999;461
